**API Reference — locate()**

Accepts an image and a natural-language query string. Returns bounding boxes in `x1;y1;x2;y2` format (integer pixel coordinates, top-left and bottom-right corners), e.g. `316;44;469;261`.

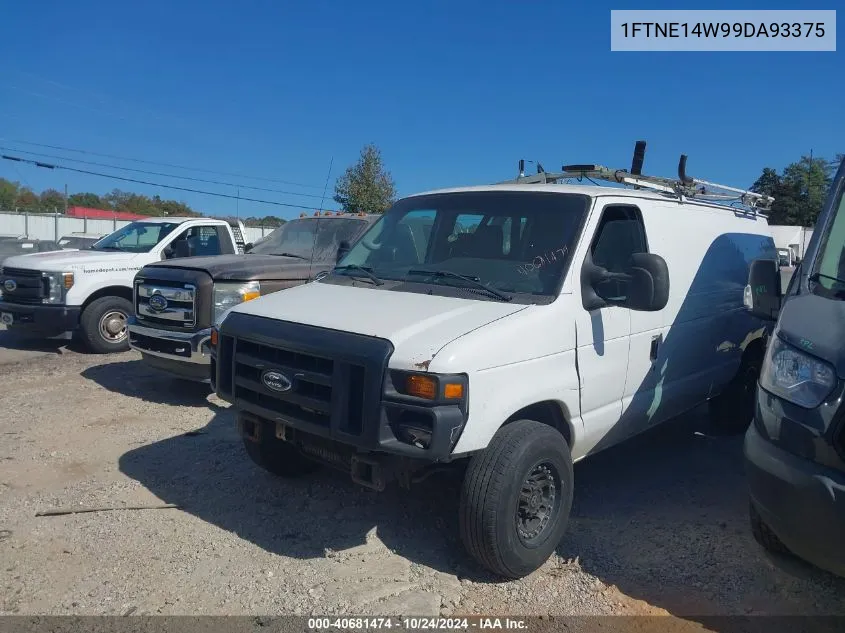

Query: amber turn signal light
444;383;463;399
210;328;218;347
406;375;437;399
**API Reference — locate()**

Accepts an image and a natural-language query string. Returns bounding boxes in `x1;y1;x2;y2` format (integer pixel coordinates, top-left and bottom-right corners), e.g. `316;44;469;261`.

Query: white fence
0;210;269;244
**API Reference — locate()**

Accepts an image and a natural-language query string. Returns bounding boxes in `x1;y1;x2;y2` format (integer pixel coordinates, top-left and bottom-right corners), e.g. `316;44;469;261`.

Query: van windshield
813;179;845;295
332;190;590;300
91;222;181;253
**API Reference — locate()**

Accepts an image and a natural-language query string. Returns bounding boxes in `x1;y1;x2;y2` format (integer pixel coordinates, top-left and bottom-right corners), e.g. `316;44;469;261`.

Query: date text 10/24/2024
308;617;528;630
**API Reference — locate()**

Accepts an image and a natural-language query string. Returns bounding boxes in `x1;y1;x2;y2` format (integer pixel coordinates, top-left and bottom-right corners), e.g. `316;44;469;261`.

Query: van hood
1;249;138;272
227;281;530;370
145;254;322;281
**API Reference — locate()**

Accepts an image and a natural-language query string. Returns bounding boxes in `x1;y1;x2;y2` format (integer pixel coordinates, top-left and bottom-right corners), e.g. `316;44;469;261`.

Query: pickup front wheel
79;296;133;354
459;420;574;579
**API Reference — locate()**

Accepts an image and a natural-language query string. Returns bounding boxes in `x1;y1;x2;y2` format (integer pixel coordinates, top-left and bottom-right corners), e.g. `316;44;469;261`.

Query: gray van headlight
759;336;836;408
212;281;260;323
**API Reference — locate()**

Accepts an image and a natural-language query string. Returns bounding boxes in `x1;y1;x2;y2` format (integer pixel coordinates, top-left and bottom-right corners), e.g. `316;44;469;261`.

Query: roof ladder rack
501;141;774;213
227;219;248;253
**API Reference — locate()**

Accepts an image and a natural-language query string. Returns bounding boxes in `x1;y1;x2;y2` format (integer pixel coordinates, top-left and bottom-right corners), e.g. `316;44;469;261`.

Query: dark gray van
744;156;845;577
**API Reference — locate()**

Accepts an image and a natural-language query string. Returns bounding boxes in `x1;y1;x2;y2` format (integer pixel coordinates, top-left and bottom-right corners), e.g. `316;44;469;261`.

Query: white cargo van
0;216;248;353
210;144;778;578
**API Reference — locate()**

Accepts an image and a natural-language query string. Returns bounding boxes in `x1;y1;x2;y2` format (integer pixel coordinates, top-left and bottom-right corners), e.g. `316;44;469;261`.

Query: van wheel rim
99;310;127;342
516;462;558;543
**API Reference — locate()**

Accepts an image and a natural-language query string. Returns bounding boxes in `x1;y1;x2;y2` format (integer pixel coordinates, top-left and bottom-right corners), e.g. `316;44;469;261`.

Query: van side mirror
623;252;670;311
744;258;781;321
581;252;669;312
336;239;351;263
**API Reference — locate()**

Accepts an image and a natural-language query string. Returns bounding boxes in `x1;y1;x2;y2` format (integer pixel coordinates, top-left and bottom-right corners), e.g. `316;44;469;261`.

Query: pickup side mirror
744;258;781;321
244;242;254;253
336;239;351;263
581;252;669;312
162;245;174;260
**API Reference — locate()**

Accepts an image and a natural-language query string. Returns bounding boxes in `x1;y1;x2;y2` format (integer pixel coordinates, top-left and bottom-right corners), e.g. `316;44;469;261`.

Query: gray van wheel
459;420;574;579
708;353;762;434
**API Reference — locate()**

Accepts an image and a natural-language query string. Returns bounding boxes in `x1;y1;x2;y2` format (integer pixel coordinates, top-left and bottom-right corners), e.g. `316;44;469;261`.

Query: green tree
67;192;107;208
39;188;66;212
0;178;20;210
333;144;397;214
15;187;39;211
751;154;839;226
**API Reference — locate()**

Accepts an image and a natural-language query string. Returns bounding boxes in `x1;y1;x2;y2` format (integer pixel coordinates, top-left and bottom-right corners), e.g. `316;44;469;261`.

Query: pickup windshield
249;217;369;261
91;221;181;254
332;190;590;300
812;162;845;295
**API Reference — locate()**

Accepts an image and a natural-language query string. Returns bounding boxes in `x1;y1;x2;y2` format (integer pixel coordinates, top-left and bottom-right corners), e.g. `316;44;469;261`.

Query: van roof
406;183;766;214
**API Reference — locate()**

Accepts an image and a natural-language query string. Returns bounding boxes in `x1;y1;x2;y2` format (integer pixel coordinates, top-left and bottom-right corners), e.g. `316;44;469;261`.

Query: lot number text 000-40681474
610;10;836;52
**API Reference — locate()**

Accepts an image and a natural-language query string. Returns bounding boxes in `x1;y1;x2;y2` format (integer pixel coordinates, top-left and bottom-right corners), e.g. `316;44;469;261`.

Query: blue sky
0;0;842;220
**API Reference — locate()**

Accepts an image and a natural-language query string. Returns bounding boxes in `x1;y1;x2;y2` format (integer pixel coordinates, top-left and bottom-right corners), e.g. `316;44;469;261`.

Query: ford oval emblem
3;279;16;292
261;370;292;392
148;294;168;312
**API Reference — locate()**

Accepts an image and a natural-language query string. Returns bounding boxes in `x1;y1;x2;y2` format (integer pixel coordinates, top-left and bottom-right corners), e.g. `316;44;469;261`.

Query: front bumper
128;317;213;381
215;312;469;463
744;422;845;577
0;300;81;337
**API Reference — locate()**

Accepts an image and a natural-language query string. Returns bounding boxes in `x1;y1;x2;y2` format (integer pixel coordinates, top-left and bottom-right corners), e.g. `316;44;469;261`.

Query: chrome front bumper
128;317;212;365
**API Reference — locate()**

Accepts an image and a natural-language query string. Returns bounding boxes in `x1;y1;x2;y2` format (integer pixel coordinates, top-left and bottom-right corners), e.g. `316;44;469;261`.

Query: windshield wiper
809;271;845;286
95;245;124;251
407;268;512;302
333;264;384;286
268;252;308;260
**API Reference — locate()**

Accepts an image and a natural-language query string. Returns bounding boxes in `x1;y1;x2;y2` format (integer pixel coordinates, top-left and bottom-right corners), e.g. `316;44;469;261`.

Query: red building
65;206;149;221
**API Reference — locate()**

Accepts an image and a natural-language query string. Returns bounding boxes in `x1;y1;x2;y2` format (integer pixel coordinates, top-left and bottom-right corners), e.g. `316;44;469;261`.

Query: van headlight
759;336;837;408
41;272;74;304
212;281;260;323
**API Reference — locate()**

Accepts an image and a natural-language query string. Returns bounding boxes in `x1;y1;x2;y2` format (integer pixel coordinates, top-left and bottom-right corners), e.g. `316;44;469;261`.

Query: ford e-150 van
210;145;777;578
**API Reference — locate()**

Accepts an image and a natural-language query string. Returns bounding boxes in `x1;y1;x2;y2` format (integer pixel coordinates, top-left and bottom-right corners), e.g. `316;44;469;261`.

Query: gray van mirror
744;258;781;320
622;252;670;311
581;251;669;312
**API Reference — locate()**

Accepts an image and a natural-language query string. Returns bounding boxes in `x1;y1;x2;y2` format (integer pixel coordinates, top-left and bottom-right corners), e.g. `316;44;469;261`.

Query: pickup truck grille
216;314;392;445
0;268;45;305
134;278;196;328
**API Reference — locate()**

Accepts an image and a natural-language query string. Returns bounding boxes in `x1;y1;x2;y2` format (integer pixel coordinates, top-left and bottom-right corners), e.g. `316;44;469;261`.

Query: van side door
612;204;671;433
574;204;633;457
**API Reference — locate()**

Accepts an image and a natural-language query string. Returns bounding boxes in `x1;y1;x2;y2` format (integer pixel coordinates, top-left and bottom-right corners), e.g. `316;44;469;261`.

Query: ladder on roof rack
500;141;774;213
227;219;248;253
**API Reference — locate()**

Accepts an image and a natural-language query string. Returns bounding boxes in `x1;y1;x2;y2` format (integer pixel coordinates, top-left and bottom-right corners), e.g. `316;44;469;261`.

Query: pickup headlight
212;281;260;323
759;336;837;408
41;272;74;304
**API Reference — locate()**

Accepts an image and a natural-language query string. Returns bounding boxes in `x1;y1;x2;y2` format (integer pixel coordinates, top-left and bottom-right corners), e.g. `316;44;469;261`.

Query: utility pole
64;183;68;214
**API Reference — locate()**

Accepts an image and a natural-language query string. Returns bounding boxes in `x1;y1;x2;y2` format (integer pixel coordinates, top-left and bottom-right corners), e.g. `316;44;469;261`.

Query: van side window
589;205;648;301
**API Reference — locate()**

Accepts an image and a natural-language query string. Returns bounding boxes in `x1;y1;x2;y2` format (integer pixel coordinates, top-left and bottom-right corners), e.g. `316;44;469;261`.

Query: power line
0;138;326;189
0;154;340;212
0;146;331;200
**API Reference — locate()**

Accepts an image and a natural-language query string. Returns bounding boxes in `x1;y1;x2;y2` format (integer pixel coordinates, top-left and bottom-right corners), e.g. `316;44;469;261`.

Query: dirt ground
0;324;843;629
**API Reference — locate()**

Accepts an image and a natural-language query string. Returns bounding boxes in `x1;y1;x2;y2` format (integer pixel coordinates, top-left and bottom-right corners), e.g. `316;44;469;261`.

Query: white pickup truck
0;216;247;353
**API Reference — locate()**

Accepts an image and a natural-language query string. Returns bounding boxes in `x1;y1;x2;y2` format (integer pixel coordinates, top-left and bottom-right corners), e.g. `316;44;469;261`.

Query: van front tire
79;296;133;354
459;420;574;579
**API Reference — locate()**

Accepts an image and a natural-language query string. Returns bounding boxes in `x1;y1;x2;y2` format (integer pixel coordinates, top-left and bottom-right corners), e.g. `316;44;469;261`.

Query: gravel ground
0;325;843;625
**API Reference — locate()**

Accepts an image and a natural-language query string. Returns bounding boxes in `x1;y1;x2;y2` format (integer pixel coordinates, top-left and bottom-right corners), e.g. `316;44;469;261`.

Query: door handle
650;333;663;361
